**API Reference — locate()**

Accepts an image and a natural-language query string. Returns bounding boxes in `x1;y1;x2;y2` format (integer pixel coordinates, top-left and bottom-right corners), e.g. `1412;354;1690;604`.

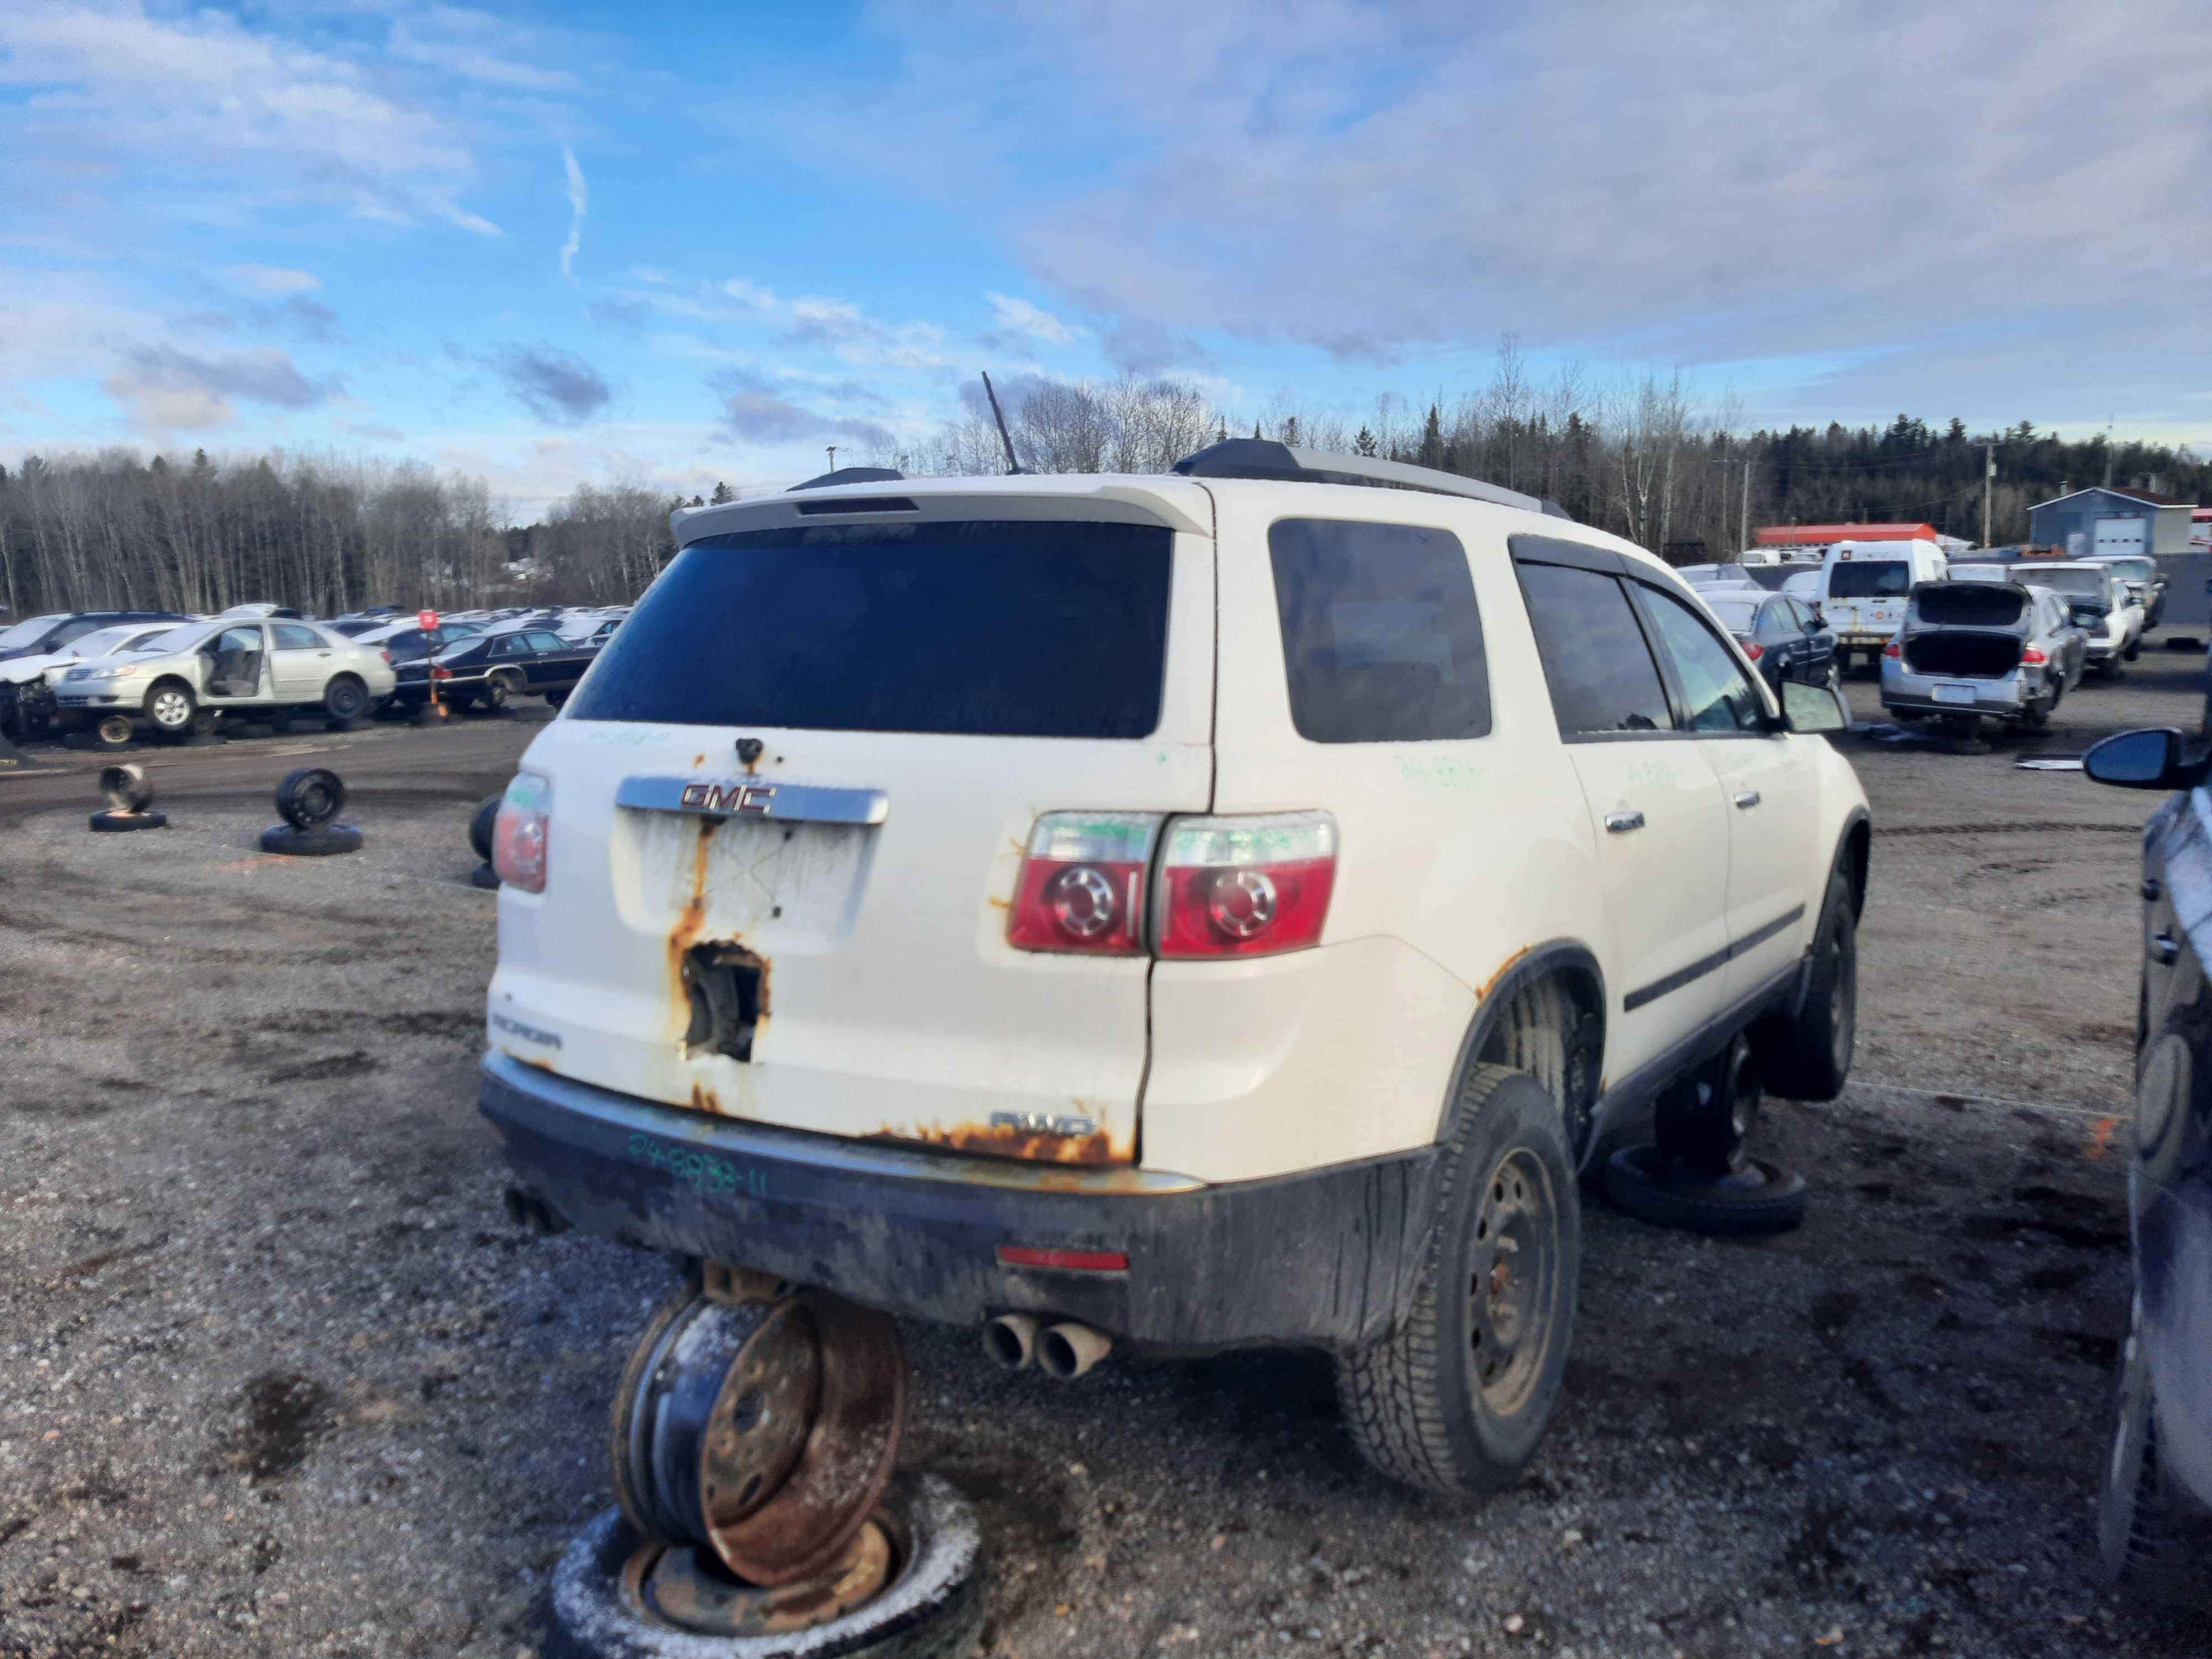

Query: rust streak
667;818;718;1029
1475;944;1532;1003
690;1082;722;1115
865;1121;1126;1166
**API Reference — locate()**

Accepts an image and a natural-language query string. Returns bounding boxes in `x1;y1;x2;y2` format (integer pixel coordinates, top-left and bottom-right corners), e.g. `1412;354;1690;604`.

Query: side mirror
1779;678;1850;734
2084;728;2208;792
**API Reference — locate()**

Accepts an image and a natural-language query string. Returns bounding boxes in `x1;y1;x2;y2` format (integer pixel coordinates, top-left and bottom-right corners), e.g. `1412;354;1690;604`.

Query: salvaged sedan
54;617;397;737
1880;580;2085;735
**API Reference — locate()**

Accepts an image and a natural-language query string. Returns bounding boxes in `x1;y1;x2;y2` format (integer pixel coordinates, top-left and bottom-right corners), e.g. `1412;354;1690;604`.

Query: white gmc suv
479;441;1870;1495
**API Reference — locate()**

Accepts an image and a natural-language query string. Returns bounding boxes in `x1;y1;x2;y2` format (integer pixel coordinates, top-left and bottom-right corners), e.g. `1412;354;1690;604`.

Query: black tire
2125;638;2142;663
1758;870;1856;1102
88;808;167;833
1601;1144;1807;1236
276;766;346;830
0;684;18;743
96;714;135;749
258;823;363;857
468;794;500;862
468;862;502;889
322;675;369;724
549;1477;984;1659
142;679;195;737
482;670;521;711
189;708;221;739
546;686;571;709
1336;1063;1579;1495
1653;1032;1761;1177
2100;1305;2212;1601
1940;712;1978;740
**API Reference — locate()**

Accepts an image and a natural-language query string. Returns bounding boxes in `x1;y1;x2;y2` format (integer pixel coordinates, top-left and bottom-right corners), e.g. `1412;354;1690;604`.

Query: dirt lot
1;648;2208;1659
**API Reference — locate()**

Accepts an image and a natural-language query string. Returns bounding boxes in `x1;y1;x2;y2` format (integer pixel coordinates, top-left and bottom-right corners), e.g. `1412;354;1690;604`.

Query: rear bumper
1880;666;2036;718
478;1051;1433;1354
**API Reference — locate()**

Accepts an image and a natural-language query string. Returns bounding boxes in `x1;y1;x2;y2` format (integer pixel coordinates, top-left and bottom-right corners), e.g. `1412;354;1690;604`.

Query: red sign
418;609;439;631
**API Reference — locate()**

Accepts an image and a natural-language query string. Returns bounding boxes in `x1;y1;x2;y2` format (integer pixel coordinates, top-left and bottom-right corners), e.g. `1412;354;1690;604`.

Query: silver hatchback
1881;580;2086;733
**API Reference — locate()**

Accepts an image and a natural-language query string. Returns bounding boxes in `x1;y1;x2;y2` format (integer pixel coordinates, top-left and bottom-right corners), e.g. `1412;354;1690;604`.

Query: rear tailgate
488;483;1215;1165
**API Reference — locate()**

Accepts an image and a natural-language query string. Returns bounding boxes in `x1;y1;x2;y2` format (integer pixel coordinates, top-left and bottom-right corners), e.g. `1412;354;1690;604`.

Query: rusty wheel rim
1465;1146;1560;1417
627;1517;896;1637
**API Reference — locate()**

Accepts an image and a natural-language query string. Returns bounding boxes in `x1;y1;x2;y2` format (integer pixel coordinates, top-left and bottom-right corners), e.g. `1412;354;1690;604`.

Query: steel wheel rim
1466;1146;1559;1416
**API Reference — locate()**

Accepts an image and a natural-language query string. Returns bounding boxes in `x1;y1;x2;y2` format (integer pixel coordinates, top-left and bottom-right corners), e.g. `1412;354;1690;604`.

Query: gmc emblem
679;781;777;815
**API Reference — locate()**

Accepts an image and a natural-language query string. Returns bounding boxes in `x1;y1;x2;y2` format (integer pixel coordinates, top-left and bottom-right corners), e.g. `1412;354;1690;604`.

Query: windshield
60;626;140;659
0;614;66;650
2027;567;2107;598
1826;561;1912;599
128;622;214;653
2099;558;2154;583
1702;597;1762;632
570;519;1175;737
1947;564;2007;583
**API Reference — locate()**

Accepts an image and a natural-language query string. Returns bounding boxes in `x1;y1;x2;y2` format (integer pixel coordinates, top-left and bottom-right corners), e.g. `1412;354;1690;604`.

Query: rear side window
1267;519;1490;743
271;624;322;650
568;519;1174;737
1516;562;1673;736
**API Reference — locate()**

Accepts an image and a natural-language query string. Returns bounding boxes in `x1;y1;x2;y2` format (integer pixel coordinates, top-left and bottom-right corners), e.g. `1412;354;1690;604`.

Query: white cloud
559;145;588;280
620;276;953;370
214;264;321;298
388;10;583;92
984;291;1084;346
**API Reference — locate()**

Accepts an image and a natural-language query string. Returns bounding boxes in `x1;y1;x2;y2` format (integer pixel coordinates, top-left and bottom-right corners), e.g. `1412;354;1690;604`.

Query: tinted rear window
567;520;1173;737
1267;519;1489;742
1516;562;1674;736
1913;584;2026;628
1827;560;1911;598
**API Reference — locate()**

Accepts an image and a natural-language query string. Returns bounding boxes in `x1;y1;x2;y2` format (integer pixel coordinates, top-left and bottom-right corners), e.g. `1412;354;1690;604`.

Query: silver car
1881;580;2086;733
55;617;399;737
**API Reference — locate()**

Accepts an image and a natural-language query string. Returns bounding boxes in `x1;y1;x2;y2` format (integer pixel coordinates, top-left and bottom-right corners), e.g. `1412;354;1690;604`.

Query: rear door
269;623;333;701
487;489;1215;1164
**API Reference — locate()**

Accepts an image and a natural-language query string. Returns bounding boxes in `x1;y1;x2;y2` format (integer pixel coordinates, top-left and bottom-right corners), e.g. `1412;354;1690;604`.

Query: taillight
1882;640;1901;658
493;772;551;893
1156;812;1337;959
1737;638;1764;660
1006;813;1159;954
380;649;393;664
2021;646;2048;665
431;665;452;681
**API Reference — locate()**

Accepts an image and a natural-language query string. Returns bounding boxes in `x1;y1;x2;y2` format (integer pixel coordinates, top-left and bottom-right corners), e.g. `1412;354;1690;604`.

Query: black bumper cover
479;1053;1435;1355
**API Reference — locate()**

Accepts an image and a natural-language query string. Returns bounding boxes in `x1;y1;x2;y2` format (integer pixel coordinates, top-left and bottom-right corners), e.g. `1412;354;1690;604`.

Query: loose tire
275;766;346;829
322;675;369;726
468;794;500;862
88;808;167;832
143;680;196;737
2099;1302;2212;1601
258;823;363;857
95;714;135;748
1336;1063;1579;1495
1758;870;1856;1102
550;1476;985;1659
1601;1145;1807;1237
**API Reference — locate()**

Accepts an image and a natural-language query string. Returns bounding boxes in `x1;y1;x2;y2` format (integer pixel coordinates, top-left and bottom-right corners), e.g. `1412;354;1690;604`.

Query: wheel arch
1438;941;1606;1153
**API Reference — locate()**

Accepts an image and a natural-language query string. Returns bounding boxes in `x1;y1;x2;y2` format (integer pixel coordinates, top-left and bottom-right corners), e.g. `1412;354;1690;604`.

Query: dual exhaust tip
983;1313;1112;1380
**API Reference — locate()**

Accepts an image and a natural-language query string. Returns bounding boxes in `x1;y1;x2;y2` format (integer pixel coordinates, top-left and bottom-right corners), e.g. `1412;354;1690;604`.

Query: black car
1698;589;1839;692
2084;725;2212;1601
0;609;191;664
393;627;597;711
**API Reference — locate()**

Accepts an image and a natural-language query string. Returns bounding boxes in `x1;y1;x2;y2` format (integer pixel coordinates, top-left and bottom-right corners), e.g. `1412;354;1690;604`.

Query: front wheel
143;680;196;736
1336;1063;1579;1495
1757;870;1856;1101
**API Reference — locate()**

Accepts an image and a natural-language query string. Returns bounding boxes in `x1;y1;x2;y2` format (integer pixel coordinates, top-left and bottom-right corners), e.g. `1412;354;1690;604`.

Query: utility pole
1712;456;1753;555
1981;441;1994;548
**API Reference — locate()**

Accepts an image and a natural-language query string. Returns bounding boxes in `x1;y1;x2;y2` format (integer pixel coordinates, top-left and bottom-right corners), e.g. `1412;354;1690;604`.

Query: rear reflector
1155;811;1337;959
997;1245;1130;1272
1005;812;1161;955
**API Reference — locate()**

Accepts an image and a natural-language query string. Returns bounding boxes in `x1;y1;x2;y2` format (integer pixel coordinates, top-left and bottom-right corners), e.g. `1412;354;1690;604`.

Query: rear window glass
567;519;1173;737
1516;562;1674;736
1913;585;2026;627
2028;566;2106;598
1267;519;1489;743
1826;560;1911;598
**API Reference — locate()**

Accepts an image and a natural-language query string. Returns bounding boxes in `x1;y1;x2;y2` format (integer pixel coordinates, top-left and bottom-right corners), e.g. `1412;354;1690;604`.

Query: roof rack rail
1171;439;1570;519
787;466;905;492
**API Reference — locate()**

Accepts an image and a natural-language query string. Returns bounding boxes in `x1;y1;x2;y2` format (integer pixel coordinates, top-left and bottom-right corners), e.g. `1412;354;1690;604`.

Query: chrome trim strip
616;775;889;825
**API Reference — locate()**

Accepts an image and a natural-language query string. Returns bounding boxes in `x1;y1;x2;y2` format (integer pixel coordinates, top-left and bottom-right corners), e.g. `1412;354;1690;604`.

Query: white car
55;616;398;737
476;440;1870;1498
0;622;183;739
2014;560;2145;676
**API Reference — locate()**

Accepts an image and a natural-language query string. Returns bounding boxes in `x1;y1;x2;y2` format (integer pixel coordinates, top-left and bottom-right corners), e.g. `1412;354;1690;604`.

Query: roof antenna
980;371;1021;474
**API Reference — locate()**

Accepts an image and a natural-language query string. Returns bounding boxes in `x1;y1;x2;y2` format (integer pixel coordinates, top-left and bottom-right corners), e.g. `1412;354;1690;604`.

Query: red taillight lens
2021;646;2048;665
492;772;551;893
1738;638;1764;660
996;1245;1129;1272
380;649;393;663
1006;813;1160;954
1882;640;1902;658
431;665;452;680
1156;812;1337;959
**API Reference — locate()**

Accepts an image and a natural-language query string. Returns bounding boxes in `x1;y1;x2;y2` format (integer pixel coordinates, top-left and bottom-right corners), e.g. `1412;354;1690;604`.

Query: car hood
0;647;83;683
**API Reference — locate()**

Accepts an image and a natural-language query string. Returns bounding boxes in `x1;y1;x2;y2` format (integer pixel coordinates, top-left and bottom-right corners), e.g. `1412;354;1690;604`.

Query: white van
1820;538;1948;669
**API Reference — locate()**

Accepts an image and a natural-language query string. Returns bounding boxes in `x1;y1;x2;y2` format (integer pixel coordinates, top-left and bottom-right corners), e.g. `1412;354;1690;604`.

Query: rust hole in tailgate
682;941;770;1065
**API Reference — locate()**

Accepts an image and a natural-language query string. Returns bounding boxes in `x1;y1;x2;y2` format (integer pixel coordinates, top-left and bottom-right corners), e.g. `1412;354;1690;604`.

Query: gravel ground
1;648;2208;1658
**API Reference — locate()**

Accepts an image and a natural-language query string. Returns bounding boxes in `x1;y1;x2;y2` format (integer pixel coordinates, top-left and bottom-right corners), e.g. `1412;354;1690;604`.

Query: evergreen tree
1353;425;1378;457
709;481;735;504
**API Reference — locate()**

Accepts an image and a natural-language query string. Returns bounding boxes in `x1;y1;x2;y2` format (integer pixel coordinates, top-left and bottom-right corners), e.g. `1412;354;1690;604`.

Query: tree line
4;357;2203;618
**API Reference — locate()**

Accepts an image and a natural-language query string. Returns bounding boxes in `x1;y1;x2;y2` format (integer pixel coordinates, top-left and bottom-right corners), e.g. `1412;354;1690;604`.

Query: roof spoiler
1172;438;1571;520
787;467;905;492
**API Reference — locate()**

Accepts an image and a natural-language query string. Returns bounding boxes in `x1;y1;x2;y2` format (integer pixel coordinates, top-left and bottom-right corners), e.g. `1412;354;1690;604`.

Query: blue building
2027;486;2194;560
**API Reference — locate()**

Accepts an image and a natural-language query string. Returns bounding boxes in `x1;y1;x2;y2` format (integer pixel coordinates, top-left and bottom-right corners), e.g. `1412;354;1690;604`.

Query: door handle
2151;931;2182;966
1733;791;1761;810
1604;810;1646;834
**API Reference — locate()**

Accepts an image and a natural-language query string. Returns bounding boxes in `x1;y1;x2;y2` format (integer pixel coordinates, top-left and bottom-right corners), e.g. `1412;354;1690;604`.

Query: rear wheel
1337;1063;1579;1495
322;675;369;725
482;670;521;711
2099;1302;2212;1601
1758;869;1856;1102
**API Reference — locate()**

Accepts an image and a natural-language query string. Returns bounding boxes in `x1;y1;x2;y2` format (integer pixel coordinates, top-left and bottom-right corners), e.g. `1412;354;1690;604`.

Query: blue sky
4;1;2210;517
